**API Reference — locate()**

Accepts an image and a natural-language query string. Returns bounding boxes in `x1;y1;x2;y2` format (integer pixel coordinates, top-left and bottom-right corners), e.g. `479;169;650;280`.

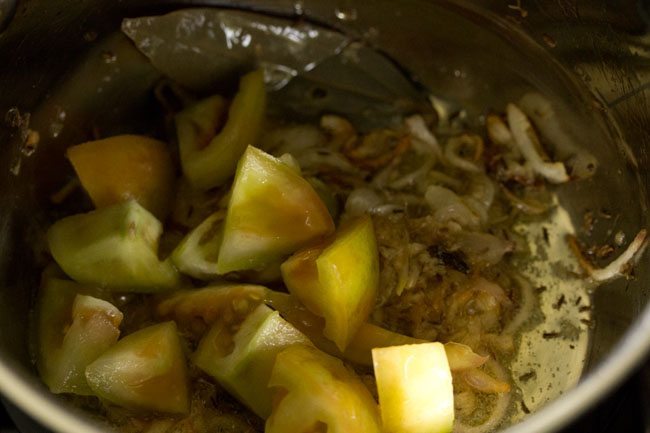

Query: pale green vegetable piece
85;321;190;414
156;283;267;333
171;210;225;279
266;344;381;433
216;146;334;274
67;134;176;220
177;70;266;190
176;95;228;175
282;215;379;351
37;277;78;387
372;343;454;433
47;200;180;292
193;304;311;419
37;277;122;395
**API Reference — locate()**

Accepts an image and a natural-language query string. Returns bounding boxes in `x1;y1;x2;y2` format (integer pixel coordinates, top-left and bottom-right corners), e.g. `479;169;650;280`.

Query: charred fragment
542;331;562;340
518;371;537;383
552;295;566;311
427;245;470;274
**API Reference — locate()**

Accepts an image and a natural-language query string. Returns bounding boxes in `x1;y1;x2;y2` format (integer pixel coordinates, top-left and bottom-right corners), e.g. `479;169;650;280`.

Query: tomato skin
266;344;381;433
85;321;190;414
171;210;225;280
67;134;175;220
193;304;311;419
47;200;180;292
37;276;122;396
216;146;334;274
372;343;455;433
282;215;379;351
177;70;266;190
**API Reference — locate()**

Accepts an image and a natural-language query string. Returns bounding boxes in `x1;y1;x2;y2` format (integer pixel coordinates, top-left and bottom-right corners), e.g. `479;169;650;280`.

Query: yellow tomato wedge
47;200;179;292
156;284;267;336
176;70;266;190
216;146;334;274
37;276;122;395
372;343;454;433
67;134;175;220
266;344;381;433
193;304;311;419
170;210;225;280
444;342;489;371
282;215;379;351
176;95;228;170
85;321;190;414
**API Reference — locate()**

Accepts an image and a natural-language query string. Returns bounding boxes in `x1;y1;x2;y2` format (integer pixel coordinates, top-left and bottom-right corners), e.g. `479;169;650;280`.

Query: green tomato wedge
193;304;311;419
156;283;267;336
372;343;454;433
177;70;266;190
176;95;228;179
216;146;335;274
281;215;379;351
85;321;190;414
266;344;381;433
265;290;424;366
47;200;180;292
171;210;225;280
37;277;122;395
37;276;78;387
67;134;175;220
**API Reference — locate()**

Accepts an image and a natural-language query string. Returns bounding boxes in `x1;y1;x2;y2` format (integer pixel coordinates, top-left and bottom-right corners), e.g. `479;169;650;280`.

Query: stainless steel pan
0;1;647;432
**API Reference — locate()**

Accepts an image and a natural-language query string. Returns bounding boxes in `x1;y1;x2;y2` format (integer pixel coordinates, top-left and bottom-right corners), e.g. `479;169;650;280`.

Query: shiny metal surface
0;1;647;432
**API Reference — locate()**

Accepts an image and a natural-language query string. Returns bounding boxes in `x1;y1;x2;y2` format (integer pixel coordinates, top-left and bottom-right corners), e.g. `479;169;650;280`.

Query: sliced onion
344;187;384;217
370;204;407;216
568;229;648;283
454;390;477;418
434;204;481;231
427;170;464;190
486;114;516;151
425;185;480;229
471;278;513;307
424;185;462;208
320;114;357;150
293;148;359;174
405;114;442;158
498;158;535;185
264;124;327;154
483;333;515;354
445;342;489;371
463;197;489;226
462;367;511;394
445;134;483;173
500;184;549;215
265;123;360;174
507;103;569;183
345;132;411;171
388;156;436;190
503;275;536;335
454;361;513;433
467;174;496;210
519;93;598;179
455;232;514;266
